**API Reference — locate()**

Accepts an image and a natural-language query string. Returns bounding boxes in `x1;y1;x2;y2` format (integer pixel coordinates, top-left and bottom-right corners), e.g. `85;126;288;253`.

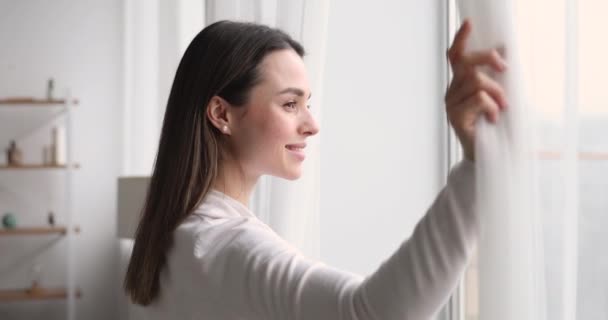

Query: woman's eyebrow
277;87;312;99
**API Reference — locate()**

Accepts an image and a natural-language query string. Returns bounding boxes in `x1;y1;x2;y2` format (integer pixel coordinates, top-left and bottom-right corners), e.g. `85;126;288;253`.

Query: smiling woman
123;20;502;320
123;21;310;306
206;48;319;185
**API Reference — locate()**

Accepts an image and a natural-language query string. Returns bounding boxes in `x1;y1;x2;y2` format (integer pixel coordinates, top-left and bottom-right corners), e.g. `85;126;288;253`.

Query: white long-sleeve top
142;160;477;319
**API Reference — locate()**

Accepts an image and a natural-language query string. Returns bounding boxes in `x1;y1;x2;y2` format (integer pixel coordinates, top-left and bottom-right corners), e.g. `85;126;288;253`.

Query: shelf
0;287;82;301
0;226;81;236
0;98;79;106
0;163;80;170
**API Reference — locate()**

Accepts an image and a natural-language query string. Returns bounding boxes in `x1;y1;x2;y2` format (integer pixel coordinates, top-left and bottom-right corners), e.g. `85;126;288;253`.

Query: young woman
125;19;507;319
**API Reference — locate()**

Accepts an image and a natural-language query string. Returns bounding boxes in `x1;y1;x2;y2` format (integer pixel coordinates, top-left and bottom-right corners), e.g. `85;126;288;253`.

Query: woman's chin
284;171;302;180
277;166;302;181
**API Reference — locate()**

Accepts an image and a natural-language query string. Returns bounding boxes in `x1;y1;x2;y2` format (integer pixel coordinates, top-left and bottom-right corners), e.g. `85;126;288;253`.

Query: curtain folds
457;1;548;319
456;1;599;319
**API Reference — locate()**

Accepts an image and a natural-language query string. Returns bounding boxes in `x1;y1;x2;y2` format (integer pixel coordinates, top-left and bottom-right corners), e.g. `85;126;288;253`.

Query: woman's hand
445;20;509;162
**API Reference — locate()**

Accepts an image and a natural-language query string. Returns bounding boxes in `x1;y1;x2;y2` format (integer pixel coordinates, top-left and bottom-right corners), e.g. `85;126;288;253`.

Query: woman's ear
206;96;232;135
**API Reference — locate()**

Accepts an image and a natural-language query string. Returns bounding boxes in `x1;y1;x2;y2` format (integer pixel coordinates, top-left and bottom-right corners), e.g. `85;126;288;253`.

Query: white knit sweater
141;160;477;319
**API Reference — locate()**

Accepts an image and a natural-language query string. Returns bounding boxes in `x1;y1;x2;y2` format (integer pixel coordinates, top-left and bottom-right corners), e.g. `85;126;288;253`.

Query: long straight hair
124;20;304;305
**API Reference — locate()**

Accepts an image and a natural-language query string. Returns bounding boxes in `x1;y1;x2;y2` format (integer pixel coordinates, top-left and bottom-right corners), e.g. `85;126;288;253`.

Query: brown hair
123;20;304;305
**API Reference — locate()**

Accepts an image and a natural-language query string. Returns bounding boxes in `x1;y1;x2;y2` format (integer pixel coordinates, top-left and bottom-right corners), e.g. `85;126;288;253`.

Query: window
458;0;608;319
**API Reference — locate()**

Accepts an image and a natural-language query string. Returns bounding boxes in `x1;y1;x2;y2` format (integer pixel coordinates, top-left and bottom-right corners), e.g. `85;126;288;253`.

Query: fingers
445;19;506;131
447;19;472;65
447;19;508;75
450;49;508;80
446;70;508;110
444;19;508;161
460;90;501;124
461;49;507;73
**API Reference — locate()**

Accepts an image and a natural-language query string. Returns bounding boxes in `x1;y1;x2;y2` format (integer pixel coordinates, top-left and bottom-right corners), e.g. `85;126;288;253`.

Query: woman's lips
286;144;306;161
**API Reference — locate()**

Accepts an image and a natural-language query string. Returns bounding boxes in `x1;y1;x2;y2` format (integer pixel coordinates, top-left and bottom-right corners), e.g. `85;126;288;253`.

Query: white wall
0;0;123;319
320;0;449;276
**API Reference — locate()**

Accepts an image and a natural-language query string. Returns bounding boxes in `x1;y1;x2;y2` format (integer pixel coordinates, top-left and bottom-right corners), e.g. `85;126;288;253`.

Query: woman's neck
212;159;258;208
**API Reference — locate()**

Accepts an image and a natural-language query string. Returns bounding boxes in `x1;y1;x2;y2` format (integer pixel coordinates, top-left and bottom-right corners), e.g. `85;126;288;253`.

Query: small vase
2;213;17;229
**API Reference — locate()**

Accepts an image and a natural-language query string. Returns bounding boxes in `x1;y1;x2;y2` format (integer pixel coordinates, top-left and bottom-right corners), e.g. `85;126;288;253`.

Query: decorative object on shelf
6;140;23;166
27;264;43;294
46;78;54;101
48;211;55;226
2;213;17;229
50;126;66;165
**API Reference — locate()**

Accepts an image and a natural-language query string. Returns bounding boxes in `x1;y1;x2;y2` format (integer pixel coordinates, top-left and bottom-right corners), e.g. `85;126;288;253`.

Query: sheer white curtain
206;0;330;259
456;0;608;319
457;1;547;319
122;0;204;176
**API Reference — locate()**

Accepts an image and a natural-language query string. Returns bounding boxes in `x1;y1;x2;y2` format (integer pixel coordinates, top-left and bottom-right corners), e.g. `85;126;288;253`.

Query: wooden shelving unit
0;287;82;302
0;94;82;317
0;226;81;236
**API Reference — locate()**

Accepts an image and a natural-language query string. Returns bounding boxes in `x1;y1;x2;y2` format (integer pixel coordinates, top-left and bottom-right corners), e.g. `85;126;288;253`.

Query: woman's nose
300;110;320;136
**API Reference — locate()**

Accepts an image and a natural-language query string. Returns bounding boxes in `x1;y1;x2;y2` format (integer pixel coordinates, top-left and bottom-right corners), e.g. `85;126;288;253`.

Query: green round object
2;213;17;229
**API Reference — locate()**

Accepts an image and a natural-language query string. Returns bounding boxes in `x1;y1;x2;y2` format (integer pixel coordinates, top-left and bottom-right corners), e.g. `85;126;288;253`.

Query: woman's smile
285;143;306;161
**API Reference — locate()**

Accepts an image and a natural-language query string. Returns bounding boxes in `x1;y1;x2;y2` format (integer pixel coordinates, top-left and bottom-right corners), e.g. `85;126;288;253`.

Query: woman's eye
284;101;297;109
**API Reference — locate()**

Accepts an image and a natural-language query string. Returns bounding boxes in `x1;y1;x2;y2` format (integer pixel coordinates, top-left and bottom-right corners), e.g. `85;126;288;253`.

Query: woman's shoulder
175;189;281;251
173;212;287;260
168;212;302;289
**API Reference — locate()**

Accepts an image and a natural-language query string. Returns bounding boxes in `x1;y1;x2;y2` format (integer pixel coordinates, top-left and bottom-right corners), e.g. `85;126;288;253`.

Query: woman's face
229;49;319;180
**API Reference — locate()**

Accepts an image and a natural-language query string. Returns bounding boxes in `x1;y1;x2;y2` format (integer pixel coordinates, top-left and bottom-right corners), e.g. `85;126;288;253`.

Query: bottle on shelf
48;211;55;226
47;78;54;101
6;140;23;166
27;264;43;295
50;126;66;165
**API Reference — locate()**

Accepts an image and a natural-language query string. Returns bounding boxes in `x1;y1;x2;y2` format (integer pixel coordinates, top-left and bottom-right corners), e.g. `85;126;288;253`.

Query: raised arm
208;159;474;320
200;20;507;320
